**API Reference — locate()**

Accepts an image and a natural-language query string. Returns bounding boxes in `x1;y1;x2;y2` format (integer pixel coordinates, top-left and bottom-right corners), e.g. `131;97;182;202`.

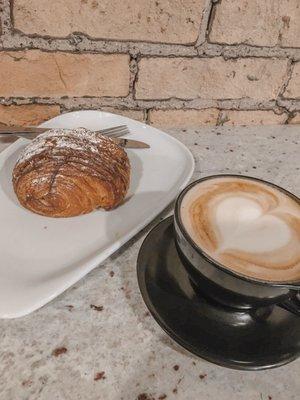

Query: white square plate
0;110;194;318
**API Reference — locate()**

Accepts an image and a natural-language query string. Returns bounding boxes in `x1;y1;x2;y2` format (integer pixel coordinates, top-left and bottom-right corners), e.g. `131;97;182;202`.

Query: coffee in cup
180;176;300;283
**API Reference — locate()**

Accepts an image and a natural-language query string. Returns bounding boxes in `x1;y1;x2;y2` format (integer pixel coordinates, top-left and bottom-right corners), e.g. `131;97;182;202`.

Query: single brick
136;58;288;101
284;63;300;99
13;0;205;44
0;51;130;97
0;104;60;126
209;0;300;47
220;110;287;126
149;109;219;127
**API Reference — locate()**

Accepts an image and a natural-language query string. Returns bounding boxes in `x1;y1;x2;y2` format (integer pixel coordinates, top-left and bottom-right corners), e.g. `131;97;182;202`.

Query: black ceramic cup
174;175;300;313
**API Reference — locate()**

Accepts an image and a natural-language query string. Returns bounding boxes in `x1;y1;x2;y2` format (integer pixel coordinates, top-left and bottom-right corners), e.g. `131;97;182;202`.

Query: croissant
12;128;130;217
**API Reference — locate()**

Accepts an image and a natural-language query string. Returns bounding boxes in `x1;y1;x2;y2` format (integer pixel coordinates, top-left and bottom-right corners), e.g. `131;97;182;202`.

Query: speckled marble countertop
0;125;299;400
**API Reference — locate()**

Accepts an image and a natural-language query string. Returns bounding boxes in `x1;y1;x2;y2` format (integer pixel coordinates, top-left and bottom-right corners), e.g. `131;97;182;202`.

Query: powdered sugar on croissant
13;128;130;217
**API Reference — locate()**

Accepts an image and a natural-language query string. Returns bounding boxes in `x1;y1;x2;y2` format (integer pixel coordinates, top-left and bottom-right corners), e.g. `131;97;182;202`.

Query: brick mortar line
145;109;151;124
2;97;299;111
277;60;295;100
0;0;12;35
132;58;140;100
127;55;140;102
1;99;298;122
205;0;218;40
277;99;300;113
285;111;297;124
272;59;295;119
6;31;200;48
275;62;300;117
1;35;300;60
272;103;291;118
1;45;300;65
206;37;300;53
11;36;300;54
216;109;223;125
199;45;300;61
195;0;214;47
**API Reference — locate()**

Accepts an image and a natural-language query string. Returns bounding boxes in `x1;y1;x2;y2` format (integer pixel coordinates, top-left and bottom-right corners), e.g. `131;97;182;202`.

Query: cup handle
279;291;300;317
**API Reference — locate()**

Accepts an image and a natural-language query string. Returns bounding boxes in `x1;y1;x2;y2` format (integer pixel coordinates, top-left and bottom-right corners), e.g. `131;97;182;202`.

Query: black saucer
137;216;300;370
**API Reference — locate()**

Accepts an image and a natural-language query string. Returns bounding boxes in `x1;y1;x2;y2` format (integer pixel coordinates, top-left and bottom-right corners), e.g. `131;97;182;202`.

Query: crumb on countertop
94;371;106;381
52;347;67;357
90;304;104;311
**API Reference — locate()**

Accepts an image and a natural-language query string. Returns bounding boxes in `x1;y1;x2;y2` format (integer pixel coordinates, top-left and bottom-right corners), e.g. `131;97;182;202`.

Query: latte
180;177;300;282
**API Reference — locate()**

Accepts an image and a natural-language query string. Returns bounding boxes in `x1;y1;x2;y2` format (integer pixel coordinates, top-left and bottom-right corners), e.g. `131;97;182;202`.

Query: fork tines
98;125;130;138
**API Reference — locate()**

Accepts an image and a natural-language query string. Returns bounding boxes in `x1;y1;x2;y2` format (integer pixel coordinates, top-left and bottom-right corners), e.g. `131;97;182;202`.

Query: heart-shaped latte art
215;196;291;254
181;177;300;281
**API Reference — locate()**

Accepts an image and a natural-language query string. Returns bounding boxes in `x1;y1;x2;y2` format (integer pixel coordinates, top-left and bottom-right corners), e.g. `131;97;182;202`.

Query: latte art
215;196;291;253
180;177;300;282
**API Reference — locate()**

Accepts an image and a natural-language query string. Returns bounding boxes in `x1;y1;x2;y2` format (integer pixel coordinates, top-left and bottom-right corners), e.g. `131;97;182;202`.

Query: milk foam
215;196;291;253
180;177;300;282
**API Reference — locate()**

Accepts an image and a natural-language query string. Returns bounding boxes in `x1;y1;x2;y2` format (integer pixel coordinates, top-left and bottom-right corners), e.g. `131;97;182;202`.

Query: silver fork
96;125;129;138
0;124;129;140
